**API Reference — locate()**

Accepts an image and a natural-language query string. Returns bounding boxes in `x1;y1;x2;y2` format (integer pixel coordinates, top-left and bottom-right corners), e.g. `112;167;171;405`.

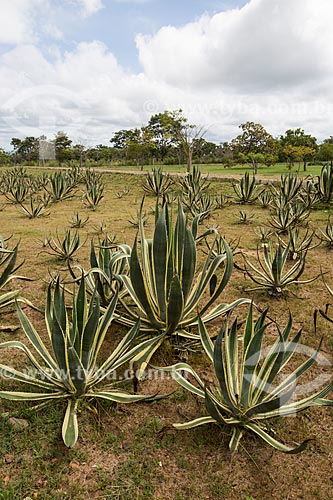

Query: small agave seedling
68;212;89;229
240;242;319;296
237;210;255;224
41;229;86;262
254;226;273;244
19;196;50;219
162;305;333;453
0;278;161;447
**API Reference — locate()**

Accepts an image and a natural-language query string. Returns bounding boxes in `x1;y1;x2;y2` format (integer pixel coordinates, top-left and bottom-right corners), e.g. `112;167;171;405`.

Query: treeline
1;110;333;172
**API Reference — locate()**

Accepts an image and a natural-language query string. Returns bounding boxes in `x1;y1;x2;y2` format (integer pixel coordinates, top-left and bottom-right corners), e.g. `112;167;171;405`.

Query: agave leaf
245;422;311;454
173;416;216;430
62;399;79;448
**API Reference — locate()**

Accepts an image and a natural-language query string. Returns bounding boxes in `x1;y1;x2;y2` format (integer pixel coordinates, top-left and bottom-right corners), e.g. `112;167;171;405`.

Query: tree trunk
303;160;307;172
252;158;258;175
187;149;193;174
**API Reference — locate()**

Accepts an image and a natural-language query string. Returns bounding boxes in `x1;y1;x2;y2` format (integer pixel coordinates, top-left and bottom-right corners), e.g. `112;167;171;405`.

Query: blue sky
38;0;248;70
0;0;332;149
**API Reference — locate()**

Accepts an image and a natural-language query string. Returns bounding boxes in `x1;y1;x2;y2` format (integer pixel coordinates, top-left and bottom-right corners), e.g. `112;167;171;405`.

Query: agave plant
46;171;75;202
41;230;86;262
179;165;210;199
205;235;240;264
19;196;50;219
240;242;319;296
143;167;173;197
297;180;320;210
254;226;274;244
233;172;262;204
161;305;333;453
119;200;249;372
314;164;333;203
317;216;333;248
4;182;29;204
278;227;318;260
215;193;230;209
237;210;255;224
69;235;130;308
84;179;104;210
68;212;89;229
270;174;303;206
0;242;32;311
269;203;309;233
258;190;272;208
0;278;161;447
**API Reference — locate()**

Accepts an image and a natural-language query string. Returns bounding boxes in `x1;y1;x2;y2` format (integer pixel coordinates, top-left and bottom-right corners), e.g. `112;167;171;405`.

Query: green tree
280;128;317;171
10;136;39;163
230;122;276;174
54;131;73;165
147;109;186;162
0;148;10;166
318;137;333;167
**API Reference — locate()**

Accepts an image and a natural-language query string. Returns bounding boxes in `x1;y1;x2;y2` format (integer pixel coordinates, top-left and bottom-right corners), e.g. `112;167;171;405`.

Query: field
0;166;333;500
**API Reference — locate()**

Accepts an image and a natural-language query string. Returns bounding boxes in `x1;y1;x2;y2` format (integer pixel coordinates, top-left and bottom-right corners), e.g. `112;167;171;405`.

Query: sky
0;0;332;150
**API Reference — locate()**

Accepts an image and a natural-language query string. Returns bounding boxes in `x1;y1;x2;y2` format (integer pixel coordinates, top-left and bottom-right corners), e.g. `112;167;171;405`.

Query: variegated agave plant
0;277;160;447
0;241;33;311
162;305;333;453
240;242;319;296
69;235;130;308
121;201;248;333
119;200;249;374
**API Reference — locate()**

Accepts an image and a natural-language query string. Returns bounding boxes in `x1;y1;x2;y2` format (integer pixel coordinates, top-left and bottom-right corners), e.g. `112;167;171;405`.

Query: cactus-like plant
233;172;262;204
0;242;32;311
19;196;50;219
143;167;173;197
69;235;130;308
162;305;333;453
278;227;318;260
317;216;333;248
46;171;75;202
0;278;160;447
68;212;89;229
119;200;249;372
240;242;318;296
84;178;104;210
41;230;85;262
315;164;333;203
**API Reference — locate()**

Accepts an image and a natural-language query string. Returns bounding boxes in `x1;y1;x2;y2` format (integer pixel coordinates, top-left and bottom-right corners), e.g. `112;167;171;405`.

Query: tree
111;127;156;168
0;148;10;166
126;127;156;169
177;124;206;173
318;138;333;167
147;110;186;162
10;136;39;163
280;128;317;171
54;131;72;165
230;122;276;174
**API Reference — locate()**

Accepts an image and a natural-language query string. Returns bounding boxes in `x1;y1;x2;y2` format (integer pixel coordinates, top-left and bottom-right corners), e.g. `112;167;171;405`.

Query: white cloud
136;0;333;90
76;0;104;17
0;0;47;45
1;0;333;148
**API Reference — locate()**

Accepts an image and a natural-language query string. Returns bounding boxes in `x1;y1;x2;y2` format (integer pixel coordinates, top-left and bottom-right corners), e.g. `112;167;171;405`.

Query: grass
0;166;332;499
89;161;326;177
